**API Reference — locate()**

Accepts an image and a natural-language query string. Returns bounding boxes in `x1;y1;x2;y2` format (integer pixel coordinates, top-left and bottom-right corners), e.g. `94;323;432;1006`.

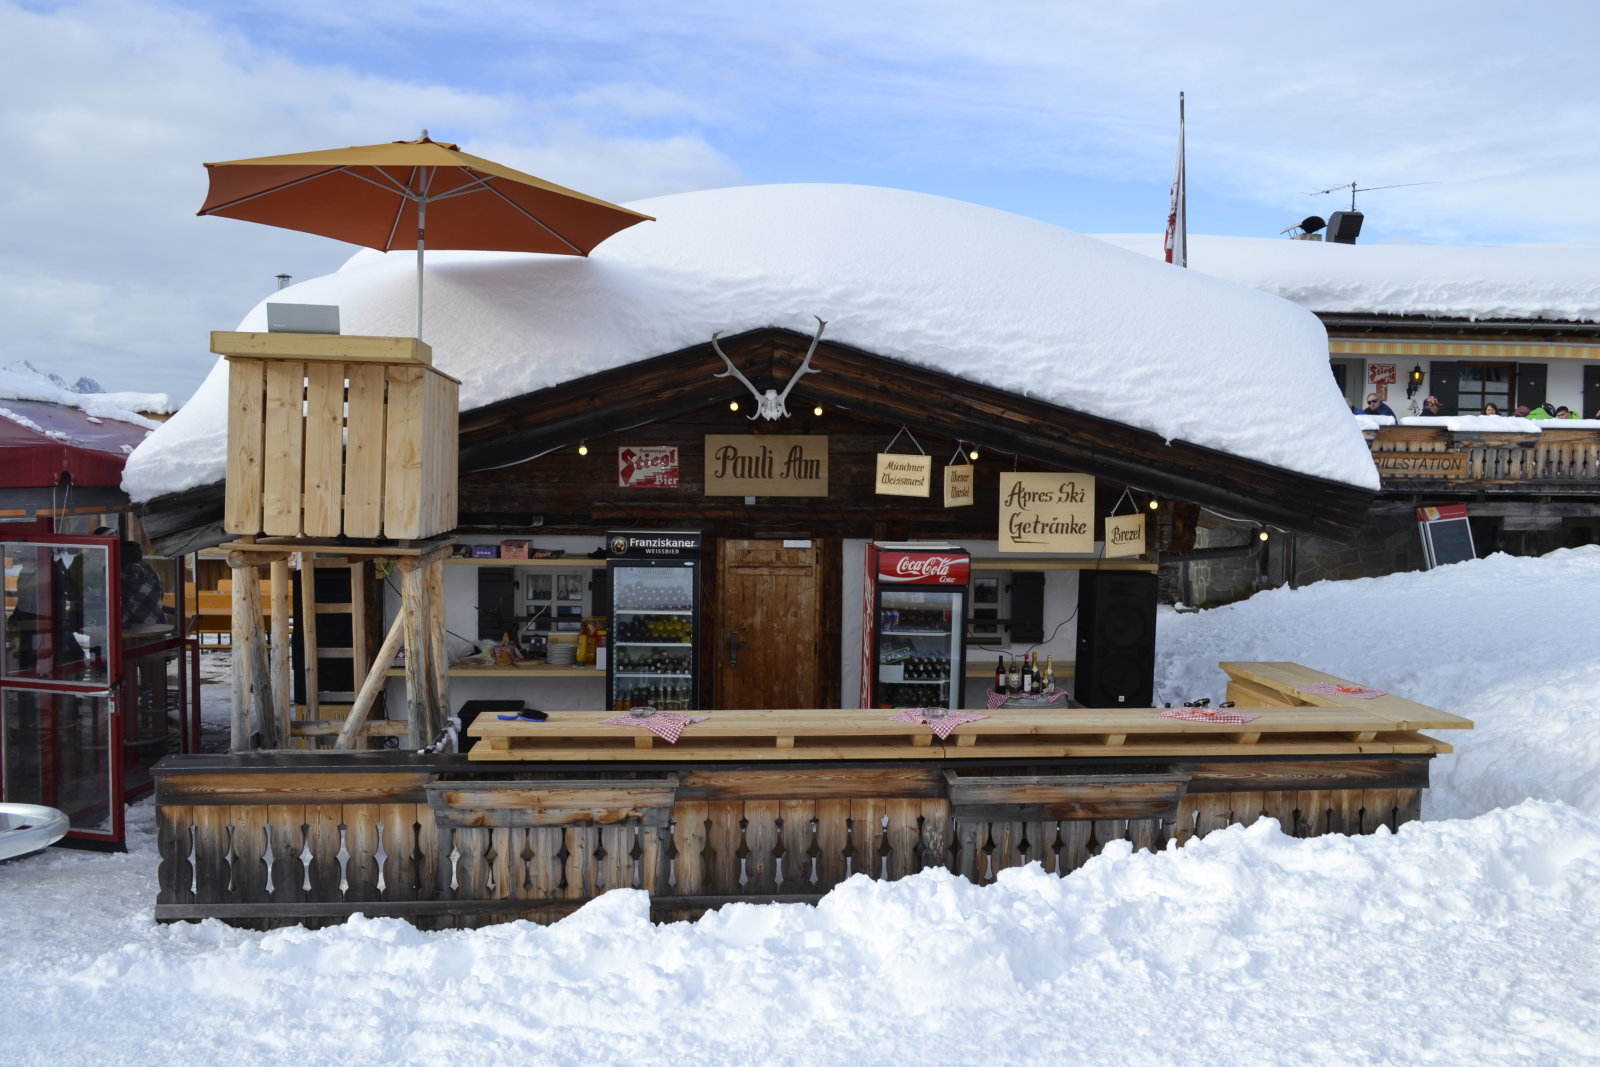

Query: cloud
4;0;1598;398
0;0;742;398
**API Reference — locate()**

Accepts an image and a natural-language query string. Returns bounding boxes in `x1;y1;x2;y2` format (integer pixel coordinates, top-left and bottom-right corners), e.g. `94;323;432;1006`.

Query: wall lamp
1406;365;1424;399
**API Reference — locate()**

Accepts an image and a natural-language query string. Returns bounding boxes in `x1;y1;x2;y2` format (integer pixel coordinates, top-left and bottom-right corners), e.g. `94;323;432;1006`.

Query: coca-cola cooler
860;542;970;709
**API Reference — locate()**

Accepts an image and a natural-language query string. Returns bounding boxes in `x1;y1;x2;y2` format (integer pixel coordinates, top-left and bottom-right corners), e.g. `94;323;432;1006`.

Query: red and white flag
1163;92;1187;267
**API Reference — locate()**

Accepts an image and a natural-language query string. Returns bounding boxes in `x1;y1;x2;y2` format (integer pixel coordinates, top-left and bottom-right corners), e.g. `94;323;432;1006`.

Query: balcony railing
1365;425;1600;491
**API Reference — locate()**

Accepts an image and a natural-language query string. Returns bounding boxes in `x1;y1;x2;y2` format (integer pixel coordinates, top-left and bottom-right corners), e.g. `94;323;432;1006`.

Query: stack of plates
546;643;576;665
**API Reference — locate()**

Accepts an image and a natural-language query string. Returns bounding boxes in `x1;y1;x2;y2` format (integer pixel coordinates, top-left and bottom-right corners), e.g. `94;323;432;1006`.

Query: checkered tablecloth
1296;683;1387;699
1157;708;1261;724
889;707;988;741
985;685;1067;710
601;709;709;743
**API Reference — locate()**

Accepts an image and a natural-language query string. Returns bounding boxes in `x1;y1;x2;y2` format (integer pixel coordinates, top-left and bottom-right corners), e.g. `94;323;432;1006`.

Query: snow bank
123;184;1376;501
1;799;1595;1066
1156;545;1600;821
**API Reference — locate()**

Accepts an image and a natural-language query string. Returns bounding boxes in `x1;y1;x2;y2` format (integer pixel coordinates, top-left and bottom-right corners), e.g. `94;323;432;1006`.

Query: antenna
1309;180;1437;212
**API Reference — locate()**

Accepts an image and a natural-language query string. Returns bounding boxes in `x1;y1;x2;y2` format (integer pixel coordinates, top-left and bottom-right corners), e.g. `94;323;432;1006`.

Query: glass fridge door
610;563;696;711
875;587;962;709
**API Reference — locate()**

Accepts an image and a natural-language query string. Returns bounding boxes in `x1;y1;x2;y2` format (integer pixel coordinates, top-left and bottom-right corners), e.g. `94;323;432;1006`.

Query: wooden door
714;539;823;710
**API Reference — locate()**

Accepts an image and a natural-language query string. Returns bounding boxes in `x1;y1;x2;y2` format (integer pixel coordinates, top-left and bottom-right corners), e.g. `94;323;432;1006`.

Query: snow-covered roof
1095;234;1600;323
0;363;169;426
125;184;1378;501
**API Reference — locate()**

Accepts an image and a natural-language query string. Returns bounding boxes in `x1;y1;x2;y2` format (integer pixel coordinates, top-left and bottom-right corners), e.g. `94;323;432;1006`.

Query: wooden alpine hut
133;183;1470;928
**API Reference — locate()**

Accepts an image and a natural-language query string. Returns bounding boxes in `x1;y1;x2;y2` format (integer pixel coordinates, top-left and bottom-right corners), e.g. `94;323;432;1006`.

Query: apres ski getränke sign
998;472;1096;553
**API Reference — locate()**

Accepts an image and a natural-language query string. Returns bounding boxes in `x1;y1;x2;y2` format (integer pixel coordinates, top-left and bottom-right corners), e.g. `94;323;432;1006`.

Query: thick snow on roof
0;364;168;427
124;184;1377;501
1096;234;1600;323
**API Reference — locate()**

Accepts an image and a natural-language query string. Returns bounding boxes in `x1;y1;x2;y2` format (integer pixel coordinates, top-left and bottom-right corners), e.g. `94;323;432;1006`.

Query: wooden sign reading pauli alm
704;435;828;497
875;454;933;497
1104;513;1146;558
943;463;974;507
998;473;1096;553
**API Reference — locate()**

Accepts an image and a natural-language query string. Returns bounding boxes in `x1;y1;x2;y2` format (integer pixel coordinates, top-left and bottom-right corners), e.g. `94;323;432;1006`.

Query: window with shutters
1457;362;1514;414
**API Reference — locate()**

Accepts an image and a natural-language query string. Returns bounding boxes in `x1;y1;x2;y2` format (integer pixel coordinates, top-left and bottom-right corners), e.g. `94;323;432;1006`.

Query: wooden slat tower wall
213;331;459;753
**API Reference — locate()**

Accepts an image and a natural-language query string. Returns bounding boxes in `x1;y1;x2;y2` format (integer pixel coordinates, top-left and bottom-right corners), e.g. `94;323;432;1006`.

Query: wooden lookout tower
216;330;459;751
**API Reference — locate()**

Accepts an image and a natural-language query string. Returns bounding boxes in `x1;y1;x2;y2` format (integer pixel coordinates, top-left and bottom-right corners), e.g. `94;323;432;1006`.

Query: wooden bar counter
153;663;1470;930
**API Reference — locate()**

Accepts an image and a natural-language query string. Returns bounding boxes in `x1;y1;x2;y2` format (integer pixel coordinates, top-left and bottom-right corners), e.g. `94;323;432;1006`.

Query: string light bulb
577;441;588;456
967;443;980;461
813;404;824;416
1257;528;1270;542
729;400;740;412
1148;498;1161;511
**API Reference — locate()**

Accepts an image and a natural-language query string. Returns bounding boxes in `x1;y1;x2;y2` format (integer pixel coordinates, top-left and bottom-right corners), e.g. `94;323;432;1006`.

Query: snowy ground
3;549;1599;1065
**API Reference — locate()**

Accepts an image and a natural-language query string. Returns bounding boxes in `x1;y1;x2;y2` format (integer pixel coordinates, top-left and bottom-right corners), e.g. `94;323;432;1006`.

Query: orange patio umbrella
198;132;654;337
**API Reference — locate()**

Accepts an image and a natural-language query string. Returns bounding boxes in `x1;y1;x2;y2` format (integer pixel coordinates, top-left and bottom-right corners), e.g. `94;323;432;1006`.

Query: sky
3;546;1599;1064
4;0;1600;402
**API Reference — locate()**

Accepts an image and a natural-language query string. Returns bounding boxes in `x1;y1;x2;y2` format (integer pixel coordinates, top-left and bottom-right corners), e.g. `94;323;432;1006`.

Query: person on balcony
1527;402;1557;421
1358;393;1395;418
1482;402;1501;415
1420;396;1445;416
1512;404;1531;417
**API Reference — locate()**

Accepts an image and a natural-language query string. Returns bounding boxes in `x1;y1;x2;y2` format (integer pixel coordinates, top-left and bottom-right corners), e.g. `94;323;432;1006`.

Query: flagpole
1177;91;1187;269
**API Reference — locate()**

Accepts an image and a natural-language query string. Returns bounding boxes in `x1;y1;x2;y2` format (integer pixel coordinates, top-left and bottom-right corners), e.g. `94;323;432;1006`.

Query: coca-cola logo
894;556;957;578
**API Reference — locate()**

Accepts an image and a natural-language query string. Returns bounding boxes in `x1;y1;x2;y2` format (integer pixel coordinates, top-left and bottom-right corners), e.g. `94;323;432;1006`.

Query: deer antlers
711;315;827;421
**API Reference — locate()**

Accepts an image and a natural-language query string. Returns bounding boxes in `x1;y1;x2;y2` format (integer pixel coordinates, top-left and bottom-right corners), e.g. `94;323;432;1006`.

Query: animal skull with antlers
711;315;826;421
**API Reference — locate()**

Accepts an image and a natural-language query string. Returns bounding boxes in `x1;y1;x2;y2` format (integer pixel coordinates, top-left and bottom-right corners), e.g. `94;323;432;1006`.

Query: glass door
609;562;697;711
2;538;123;845
876;587;964;709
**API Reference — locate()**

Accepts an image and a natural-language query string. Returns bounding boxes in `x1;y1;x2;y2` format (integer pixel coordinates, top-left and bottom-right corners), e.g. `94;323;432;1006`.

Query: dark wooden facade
456;328;1374;540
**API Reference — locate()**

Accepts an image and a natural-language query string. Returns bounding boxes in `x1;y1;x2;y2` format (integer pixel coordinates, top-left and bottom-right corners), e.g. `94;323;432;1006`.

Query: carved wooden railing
1365;426;1600;490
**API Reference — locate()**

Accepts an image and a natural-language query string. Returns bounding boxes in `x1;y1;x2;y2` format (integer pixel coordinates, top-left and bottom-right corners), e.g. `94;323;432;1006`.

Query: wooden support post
398;557;429;749
270;557;292;746
299;560;321;723
229;552;278;749
426;556;449;742
334;611;407;750
229;557;252;751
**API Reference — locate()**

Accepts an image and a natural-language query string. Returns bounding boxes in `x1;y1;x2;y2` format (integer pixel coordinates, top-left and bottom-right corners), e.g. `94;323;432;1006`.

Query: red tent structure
2;399;198;849
0;400;150;518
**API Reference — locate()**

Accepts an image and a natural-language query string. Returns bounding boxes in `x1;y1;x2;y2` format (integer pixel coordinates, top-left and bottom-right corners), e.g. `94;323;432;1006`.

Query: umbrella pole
415;195;426;340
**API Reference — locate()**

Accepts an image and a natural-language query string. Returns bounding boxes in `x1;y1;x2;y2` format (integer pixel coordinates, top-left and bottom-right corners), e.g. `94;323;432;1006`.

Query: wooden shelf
971;557;1158;572
388;659;605;679
445;557;605;567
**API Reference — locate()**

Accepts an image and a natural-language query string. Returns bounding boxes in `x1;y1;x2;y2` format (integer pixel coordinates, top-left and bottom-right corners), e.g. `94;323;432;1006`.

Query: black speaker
1327;210;1364;244
1075;572;1157;707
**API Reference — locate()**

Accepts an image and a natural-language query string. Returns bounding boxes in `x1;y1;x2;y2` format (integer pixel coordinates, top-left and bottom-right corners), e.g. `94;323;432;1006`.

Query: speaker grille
1075;572;1157;706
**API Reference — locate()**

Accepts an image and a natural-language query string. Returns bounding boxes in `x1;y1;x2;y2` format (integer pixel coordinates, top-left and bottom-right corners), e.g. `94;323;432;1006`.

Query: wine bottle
994;658;1006;692
1006;657;1020;694
1043;654;1055;691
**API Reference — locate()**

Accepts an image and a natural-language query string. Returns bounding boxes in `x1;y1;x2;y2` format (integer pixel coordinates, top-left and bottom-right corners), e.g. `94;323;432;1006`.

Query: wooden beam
334;611;407;750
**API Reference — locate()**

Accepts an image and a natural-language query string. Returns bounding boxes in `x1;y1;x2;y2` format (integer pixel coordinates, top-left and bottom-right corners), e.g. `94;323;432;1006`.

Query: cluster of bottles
614;681;692;712
994;652;1055;695
616;649;691;674
880;607;951;633
616;581;690;611
901;652;951;680
615;616;691;642
885;684;948;708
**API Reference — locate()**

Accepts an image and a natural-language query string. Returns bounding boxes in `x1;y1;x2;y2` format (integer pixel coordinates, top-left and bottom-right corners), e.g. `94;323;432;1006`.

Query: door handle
727;629;749;666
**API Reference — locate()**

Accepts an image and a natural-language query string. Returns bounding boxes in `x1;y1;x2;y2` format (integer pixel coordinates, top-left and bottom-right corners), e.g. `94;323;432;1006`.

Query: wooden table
469;661;1472;761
